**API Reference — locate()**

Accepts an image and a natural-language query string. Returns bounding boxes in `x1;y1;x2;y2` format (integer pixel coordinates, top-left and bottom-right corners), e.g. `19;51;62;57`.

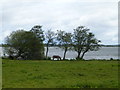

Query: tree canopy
30;25;45;42
57;30;72;60
3;25;101;60
73;26;101;59
4;30;44;60
45;29;55;58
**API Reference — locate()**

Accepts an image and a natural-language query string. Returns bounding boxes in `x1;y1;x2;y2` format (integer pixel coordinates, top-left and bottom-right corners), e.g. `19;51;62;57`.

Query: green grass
2;59;118;88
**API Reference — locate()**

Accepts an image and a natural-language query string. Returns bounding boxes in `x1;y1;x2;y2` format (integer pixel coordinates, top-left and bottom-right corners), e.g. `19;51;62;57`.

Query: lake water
0;47;119;60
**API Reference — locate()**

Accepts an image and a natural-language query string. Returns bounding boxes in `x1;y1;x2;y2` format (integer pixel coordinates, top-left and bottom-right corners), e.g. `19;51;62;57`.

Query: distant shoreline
0;45;120;47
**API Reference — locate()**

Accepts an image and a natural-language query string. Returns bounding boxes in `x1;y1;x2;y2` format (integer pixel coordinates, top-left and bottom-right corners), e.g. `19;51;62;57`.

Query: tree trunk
80;51;87;59
77;51;81;59
18;49;22;57
46;44;49;58
63;48;67;60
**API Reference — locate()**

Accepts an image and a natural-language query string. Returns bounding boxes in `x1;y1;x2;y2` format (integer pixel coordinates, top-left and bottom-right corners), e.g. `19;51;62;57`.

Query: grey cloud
1;0;118;45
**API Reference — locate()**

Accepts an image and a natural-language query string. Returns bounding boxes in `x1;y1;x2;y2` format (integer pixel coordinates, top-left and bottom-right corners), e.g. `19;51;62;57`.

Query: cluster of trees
3;25;101;60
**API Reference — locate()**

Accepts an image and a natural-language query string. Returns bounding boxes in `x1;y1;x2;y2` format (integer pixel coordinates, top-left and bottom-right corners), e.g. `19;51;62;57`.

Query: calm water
0;47;119;60
45;47;119;60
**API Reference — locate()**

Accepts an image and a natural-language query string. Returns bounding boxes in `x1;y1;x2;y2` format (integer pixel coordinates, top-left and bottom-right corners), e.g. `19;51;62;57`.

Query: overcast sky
0;0;119;45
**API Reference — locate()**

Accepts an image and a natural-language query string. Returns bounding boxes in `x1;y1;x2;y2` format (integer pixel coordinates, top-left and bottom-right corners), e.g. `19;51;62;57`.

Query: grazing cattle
52;55;61;60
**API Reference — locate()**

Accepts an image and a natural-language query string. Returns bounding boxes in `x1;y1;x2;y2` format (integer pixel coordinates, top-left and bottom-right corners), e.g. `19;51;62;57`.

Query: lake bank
0;46;119;60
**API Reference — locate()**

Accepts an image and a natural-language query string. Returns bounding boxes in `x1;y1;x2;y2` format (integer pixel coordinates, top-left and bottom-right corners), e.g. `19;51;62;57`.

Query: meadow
2;59;119;88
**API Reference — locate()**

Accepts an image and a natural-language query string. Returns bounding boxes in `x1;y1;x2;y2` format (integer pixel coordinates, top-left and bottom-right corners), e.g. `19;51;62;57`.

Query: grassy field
2;59;119;88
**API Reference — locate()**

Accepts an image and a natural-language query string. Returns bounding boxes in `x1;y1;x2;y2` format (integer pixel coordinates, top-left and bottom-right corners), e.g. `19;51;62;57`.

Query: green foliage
57;30;72;60
30;25;45;42
47;56;51;60
2;60;118;88
4;30;44;60
73;26;101;59
45;29;55;44
43;56;51;60
45;30;55;58
57;30;72;46
3;25;102;60
76;57;84;61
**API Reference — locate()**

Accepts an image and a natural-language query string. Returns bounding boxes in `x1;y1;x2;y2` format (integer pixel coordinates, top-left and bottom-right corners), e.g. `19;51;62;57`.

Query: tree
4;30;45;60
30;25;45;58
57;30;72;60
45;29;55;58
30;25;45;42
73;26;101;59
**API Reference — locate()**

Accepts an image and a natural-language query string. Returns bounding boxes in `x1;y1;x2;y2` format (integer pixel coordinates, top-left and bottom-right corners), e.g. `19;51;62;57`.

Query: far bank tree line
3;25;101;60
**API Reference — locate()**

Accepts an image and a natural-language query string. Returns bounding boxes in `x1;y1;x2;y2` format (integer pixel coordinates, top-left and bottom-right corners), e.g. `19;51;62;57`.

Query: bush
43;57;51;60
69;59;76;61
76;57;84;61
47;57;51;60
